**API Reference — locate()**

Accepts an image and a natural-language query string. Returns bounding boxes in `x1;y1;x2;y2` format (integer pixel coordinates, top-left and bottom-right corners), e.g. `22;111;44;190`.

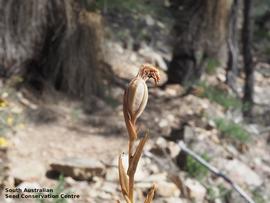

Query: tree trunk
226;0;239;92
0;0;104;107
242;0;254;117
168;0;232;85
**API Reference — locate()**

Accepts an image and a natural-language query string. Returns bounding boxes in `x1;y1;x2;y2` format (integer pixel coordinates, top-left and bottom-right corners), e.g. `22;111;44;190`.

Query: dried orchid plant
118;64;160;203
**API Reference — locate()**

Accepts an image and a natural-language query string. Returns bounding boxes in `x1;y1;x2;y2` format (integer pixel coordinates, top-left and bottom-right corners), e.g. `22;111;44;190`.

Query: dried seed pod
126;77;148;125
123;64;160;140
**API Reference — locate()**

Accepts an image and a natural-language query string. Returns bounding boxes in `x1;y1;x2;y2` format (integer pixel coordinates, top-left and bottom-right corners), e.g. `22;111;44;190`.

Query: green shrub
214;118;250;143
252;189;267;203
185;153;210;180
198;82;241;109
36;174;68;203
206;58;220;74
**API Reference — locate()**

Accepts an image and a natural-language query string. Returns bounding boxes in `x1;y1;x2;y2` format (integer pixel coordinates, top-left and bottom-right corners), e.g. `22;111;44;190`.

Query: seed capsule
123;64;160;140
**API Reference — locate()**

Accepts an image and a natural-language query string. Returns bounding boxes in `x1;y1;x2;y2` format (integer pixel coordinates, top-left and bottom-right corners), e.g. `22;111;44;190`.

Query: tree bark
168;0;232;85
242;0;254;117
226;0;239;91
0;0;104;107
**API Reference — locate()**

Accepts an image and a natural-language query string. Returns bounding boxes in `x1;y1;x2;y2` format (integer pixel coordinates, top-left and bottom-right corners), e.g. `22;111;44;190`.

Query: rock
228;191;246;203
158;119;169;129
155;137;167;149
10;160;45;183
164;84;184;97
65;177;77;186
91;176;104;189
136;182;153;190
156;181;180;197
224;159;263;187
138;47;168;71
183;126;195;143
101;182;118;194
50;157;105;180
144;172;167;182
134;159;151;181
216;71;226;82
225;144;238;157
157;197;187;203
114;43;124;54
185;178;206;203
105;167;118;182
130;53;137;62
97;191;112;200
88;188;98;198
145;15;155;26
157;21;165;29
17;182;41;191
151;137;180;158
254;71;264;82
148;163;160;174
158;114;176;137
167;141;180;158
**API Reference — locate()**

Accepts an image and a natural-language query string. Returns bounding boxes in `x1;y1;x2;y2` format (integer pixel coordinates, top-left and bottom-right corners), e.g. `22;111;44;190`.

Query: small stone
154;137;180;158
138;47;168;72
17;182;41;191
92;176;103;189
156;181;180;197
10;160;45;182
167;141;180;158
159;119;169;128
254;71;264;81
157;21;165;29
50;157;105;180
148;163;160;174
217;72;226;82
159;197;187;203
185;178;206;203
130;53;137;62
184;126;195;143
101;182;118;194
88;189;98;198
225;144;238;157
105;167;118;182
136;182;153;190
224;159;263;187
98;191;112;200
144;172;167;182
145;15;155;26
115;43;124;54
158;119;172;137
65;177;76;186
156;137;167;148
165;84;184;96
135;159;150;181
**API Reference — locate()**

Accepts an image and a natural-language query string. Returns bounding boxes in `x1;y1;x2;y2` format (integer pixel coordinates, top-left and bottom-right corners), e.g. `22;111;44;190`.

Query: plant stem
128;174;134;203
128;140;134;165
128;139;135;203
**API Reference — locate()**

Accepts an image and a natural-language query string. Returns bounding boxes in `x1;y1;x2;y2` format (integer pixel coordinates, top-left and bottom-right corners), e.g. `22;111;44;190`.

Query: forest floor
1;3;270;203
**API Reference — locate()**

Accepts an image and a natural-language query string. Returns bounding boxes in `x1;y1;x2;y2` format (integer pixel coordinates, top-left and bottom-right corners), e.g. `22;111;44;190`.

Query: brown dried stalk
118;64;160;203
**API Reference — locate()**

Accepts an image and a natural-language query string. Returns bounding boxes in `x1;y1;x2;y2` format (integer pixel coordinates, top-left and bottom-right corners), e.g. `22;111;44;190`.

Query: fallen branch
178;141;255;203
